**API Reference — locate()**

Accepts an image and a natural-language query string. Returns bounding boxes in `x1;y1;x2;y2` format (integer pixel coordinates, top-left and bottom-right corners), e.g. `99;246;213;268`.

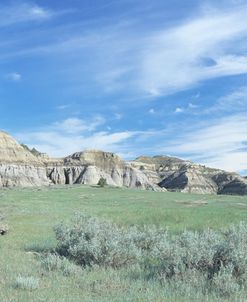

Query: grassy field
1;185;247;302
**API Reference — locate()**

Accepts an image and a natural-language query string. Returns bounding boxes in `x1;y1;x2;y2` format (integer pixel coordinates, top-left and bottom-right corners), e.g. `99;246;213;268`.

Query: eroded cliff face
0;135;160;190
212;172;247;195
132;156;247;195
128;161;160;184
1;130;247;195
158;165;219;194
0;131;49;187
46;150;161;191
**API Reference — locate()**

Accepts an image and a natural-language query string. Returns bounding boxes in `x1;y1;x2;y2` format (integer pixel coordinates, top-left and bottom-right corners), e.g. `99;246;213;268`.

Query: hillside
0;131;49;187
133;155;247;195
0;130;247;195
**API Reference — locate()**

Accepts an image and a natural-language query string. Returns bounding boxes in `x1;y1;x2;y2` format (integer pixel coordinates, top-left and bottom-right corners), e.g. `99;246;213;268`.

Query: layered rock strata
46;150;161;191
132;156;247;195
0;131;49;187
1;130;247;195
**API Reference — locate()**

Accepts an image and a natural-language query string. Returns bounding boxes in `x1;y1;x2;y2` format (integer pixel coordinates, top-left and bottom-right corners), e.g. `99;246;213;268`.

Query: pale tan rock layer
133;156;247;195
0;130;247;195
0;132;49;186
0;132;42;164
47;150;161;191
0;131;159;191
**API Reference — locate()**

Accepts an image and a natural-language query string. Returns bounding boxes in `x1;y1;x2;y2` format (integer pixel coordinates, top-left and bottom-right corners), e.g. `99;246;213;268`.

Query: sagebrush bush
212;264;240;297
14;276;39;290
40;253;61;272
25;238;55;253
54;215;142;268
54;215;247;298
40;253;79;276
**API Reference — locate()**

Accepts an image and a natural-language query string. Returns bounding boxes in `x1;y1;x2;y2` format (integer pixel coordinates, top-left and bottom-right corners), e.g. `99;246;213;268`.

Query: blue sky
1;0;247;173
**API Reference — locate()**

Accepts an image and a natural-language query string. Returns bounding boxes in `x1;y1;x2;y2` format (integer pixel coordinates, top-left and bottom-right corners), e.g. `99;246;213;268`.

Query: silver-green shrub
40;253;79;276
212;264;240;297
14;276;39;290
54;215;142;268
54;215;247;298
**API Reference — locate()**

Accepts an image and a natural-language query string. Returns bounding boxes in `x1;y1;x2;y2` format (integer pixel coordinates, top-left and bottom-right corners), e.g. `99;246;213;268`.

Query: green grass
1;185;247;301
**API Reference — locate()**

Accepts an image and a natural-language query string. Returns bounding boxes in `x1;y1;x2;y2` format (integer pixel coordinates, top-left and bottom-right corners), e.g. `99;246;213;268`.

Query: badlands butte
0;130;247;195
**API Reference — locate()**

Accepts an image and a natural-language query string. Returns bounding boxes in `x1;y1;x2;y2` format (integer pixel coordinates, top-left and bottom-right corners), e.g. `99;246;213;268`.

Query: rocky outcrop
0;130;247;195
0;131;160;190
134;155;191;180
158;165;219;194
47;150;161;191
0;131;49;187
128;161;160;184
212;172;247;195
133;156;247;195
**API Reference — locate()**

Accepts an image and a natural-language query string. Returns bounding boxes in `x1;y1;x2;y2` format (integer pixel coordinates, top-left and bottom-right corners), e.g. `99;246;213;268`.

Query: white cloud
16;117;138;157
204;152;247;173
175;103;198;114
206;86;247;113
0;3;53;26
149;108;155;114
14;113;247;172
87;4;247;97
175;107;184;113
4;3;247;98
188;103;198;109
53;116;105;134
114;113;123;120
18;130;136;158
56;104;71;110
29;6;50;18
140;6;247;96
160;114;247;172
194;93;201;99
5;72;21;81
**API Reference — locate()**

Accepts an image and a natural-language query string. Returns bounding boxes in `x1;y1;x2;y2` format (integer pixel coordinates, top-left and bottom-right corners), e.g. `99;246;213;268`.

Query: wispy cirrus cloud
0;2;54;26
5;72;21;81
15;116;139;157
56;104;71;110
2;1;247;174
205;86;247;114
13;113;247;173
3;3;247;98
32;3;247;98
139;6;247;96
158;114;247;172
53;116;106;134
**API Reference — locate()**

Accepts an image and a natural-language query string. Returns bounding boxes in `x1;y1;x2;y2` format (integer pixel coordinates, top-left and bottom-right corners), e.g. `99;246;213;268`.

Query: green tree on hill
98;177;107;187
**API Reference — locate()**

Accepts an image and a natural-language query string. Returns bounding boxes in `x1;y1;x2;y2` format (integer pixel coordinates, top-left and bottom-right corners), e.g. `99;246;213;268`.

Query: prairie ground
1;185;247;302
